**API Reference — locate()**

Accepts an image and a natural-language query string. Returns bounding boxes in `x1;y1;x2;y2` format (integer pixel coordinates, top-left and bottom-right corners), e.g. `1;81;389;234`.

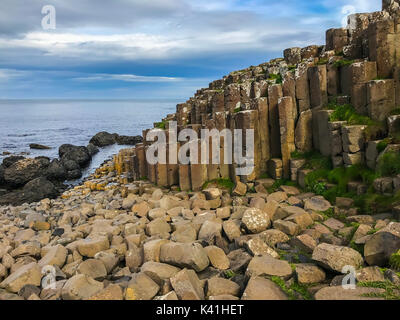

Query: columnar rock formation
115;1;400;193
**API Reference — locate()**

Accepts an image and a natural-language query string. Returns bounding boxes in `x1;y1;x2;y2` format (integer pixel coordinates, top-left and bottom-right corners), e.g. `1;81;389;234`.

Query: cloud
0;0;383;99
73;73;182;83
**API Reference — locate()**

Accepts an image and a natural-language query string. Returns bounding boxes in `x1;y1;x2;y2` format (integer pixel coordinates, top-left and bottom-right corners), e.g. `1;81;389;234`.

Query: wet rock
3;158;50;187
90;132;118;147
116;135;143;146
59;144;91;168
29;144;51;150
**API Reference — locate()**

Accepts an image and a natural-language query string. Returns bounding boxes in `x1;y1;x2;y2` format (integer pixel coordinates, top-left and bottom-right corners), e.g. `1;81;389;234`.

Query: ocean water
0;99;178;180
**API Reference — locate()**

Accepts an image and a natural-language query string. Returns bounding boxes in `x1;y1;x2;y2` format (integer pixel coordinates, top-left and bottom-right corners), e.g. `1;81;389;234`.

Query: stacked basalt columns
114;1;400;189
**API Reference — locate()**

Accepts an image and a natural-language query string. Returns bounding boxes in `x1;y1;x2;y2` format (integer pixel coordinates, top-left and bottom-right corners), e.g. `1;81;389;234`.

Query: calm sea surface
0;99;177;179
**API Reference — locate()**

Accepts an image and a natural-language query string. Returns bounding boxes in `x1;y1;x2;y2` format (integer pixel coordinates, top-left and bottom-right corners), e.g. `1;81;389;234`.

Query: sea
0;99;178;181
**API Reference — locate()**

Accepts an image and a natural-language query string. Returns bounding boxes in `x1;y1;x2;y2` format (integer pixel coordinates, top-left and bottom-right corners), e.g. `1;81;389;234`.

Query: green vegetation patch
358;281;400;300
376;151;400;177
389;250;400;271
154;120;167;130
268;73;283;84
202;178;235;192
270;276;313;300
333;59;354;68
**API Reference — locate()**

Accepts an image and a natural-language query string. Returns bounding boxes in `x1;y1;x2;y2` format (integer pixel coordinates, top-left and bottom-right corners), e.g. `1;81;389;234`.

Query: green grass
288;65;297;71
389;250;400;271
333;59;354;68
268;73;283;84
223;270;236;279
317;58;328;65
267;179;297;193
376;151;400;176
202;178;235;192
377;138;391;153
358;281;400;300
328;104;385;140
154;120;167;130
291;150;332;171
389;108;400;116
270;276;313;300
259;172;270;179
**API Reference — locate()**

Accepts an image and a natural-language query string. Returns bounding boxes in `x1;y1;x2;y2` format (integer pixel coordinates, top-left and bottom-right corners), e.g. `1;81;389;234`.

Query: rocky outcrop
113;1;400;198
90;132;143;147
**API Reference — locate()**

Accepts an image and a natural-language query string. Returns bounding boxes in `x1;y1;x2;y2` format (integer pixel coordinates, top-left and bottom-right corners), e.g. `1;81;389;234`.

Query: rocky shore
0;132;142;206
0;159;399;300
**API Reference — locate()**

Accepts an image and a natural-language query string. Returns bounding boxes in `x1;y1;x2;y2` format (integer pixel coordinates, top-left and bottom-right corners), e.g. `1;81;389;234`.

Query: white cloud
73;73;182;83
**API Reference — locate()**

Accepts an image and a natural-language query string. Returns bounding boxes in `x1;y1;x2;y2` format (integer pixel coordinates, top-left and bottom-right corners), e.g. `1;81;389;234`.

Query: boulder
304;197;331;212
116;135;143;146
59;144;91;167
61;274;103;300
0;262;42;293
204;246;230;270
29;144;51;150
242;277;288;300
4;158;50;187
246;255;293;279
295;263;326;285
86;143;99;156
159;242;209;272
125;273;160;300
45;159;67;181
140;262;181;284
77;237;110;258
170;268;204;300
2;156;25;168
312;243;364;273
38;245;68;269
242;208;271;234
89;132;118;147
315;286;385;300
87;284;123;300
206;277;240;298
77;259;107;280
364;222;400;266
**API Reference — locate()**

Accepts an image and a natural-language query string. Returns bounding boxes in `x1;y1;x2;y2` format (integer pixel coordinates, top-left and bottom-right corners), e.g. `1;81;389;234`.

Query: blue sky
0;0;381;100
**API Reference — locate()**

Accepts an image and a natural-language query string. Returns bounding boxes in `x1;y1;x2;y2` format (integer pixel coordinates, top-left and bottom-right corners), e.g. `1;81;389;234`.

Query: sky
0;0;382;100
